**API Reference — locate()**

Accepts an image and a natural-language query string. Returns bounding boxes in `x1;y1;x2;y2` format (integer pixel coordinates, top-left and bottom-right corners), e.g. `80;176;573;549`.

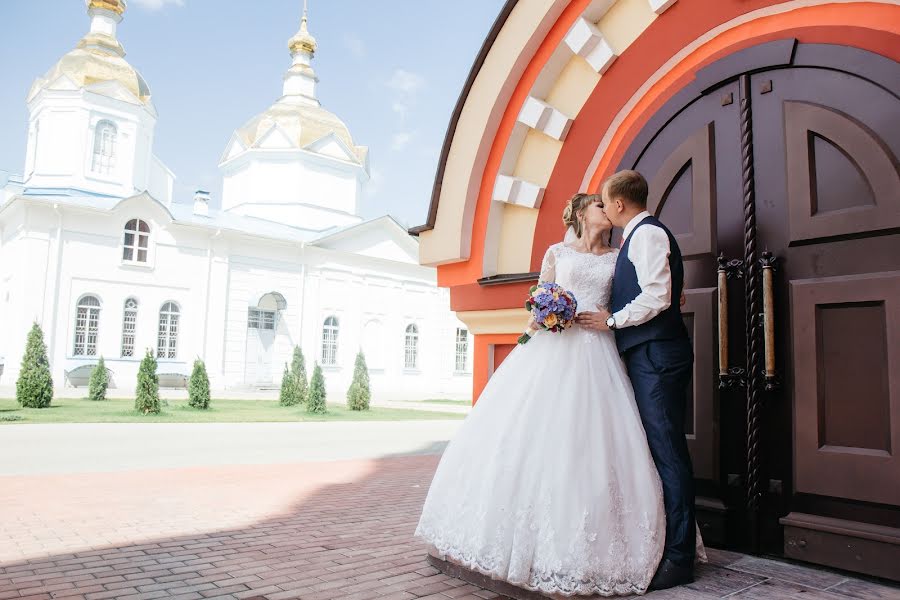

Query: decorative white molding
648;0;678;15
493;175;545;209
517;96;573;141
564;17;617;74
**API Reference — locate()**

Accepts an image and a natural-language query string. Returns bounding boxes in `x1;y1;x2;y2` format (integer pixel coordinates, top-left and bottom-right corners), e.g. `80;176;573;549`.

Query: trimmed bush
346;351;371;411
188;359;211;409
290;346;308;405
135;350;161;414
88;356;109;402
306;363;327;414
16;322;53;408
279;362;298;406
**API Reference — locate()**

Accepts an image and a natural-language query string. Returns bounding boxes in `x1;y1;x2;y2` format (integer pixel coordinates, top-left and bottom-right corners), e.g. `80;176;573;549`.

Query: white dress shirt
612;211;673;328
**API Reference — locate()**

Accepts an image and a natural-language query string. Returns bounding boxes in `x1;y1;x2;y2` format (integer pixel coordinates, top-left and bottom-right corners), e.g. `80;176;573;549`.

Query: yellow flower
552;292;559;300
544;313;558;328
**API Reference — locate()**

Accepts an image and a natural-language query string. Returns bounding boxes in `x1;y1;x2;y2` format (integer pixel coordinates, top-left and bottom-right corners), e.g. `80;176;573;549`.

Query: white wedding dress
416;243;674;596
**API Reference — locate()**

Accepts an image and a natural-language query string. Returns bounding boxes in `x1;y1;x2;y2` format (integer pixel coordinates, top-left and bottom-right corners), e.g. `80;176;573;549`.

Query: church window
247;308;276;330
404;324;419;370
73;295;101;357
455;328;469;373
321;316;339;366
121;298;138;357
123;219;150;262
91;120;117;175
157;302;180;359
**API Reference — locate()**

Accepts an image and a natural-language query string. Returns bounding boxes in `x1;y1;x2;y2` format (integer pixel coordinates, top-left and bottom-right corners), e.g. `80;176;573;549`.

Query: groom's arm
612;226;672;328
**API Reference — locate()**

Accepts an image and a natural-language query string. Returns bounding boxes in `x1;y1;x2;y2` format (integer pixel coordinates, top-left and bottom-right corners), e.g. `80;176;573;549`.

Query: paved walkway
1;454;897;599
0;421;462;475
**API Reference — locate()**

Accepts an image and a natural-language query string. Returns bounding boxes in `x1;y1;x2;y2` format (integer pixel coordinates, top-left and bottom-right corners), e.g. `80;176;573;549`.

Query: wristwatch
606;315;617;330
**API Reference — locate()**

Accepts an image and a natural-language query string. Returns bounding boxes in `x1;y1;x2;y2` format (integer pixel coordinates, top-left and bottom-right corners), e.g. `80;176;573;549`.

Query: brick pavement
1;455;897;600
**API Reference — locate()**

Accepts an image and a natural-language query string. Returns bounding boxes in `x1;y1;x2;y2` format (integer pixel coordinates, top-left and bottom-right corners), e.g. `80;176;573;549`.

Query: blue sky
0;0;506;227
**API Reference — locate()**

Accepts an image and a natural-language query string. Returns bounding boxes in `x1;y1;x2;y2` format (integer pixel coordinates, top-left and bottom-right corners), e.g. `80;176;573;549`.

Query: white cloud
130;0;184;11
343;34;366;59
391;131;415;151
386;69;425;95
386;69;425;119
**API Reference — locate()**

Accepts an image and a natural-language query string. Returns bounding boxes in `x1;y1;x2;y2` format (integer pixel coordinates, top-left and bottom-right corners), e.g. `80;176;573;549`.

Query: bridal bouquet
518;283;578;344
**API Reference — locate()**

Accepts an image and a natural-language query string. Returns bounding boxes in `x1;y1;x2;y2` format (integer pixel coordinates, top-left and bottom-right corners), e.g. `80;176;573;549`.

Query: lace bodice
540;243;618;312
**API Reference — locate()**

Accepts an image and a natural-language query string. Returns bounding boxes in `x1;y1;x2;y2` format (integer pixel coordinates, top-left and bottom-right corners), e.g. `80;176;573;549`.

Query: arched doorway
618;40;900;576
244;291;287;385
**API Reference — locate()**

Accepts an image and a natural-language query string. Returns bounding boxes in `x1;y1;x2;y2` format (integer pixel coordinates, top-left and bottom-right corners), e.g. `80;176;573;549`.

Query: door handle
717;254;746;388
760;251;778;391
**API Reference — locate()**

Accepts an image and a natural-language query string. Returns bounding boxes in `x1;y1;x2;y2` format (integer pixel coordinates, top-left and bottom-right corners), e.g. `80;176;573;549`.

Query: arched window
455;328;469;373
123;219;150;263
157;302;180;359
121;298;138;357
91;120;117;175
404;324;419;370
73;295;101;356
321;316;339;366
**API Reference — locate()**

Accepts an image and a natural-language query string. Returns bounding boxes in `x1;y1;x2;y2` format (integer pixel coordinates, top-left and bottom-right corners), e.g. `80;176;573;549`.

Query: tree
346;350;371;411
135;350;161;415
306;363;327;414
279;362;298;406
88;356;109;402
188;358;211;409
16;322;53;408
290;346;308;405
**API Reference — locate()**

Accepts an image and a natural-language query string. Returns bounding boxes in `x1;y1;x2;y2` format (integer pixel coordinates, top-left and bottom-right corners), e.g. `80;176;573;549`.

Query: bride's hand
574;305;611;331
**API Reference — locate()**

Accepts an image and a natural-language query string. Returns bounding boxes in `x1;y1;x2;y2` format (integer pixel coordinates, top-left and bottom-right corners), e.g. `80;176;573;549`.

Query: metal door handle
760;252;778;391
717;254;746;388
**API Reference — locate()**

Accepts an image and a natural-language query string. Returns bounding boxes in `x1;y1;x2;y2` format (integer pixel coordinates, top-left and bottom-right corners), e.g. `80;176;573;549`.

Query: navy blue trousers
624;337;696;567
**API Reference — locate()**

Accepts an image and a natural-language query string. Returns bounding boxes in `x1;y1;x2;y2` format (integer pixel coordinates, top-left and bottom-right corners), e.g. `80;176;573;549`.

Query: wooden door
617;40;900;579
750;45;900;579
620;78;746;547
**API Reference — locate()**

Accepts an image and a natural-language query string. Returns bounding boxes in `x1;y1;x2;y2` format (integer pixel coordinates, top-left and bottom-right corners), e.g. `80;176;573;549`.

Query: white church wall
26;91;157;200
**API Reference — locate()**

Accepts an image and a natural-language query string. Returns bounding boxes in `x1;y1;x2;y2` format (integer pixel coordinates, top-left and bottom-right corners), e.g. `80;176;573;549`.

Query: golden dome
288;12;317;56
30;46;151;105
87;0;126;15
235;99;366;164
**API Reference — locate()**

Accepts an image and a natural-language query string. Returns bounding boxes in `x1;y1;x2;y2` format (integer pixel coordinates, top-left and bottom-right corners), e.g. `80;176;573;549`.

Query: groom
577;170;696;590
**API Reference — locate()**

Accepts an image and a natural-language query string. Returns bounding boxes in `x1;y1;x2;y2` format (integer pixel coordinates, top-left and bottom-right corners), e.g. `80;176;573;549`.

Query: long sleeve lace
539;245;557;283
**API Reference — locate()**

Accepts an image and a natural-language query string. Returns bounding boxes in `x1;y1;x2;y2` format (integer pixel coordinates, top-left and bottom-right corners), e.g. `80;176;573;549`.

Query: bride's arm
522;246;558;336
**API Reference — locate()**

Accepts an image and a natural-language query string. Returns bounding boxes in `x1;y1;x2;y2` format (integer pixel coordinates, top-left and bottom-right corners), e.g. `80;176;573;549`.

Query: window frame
157;301;180;360
73;295;101;357
122;218;151;265
455;327;470;374
90;119;118;176
404;323;419;371
121;297;138;358
321;316;339;367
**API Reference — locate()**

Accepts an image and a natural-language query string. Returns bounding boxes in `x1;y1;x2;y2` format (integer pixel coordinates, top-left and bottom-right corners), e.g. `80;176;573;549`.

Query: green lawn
0;397;465;424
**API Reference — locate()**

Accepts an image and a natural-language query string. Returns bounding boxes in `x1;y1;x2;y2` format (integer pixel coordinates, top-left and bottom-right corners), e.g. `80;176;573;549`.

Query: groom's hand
575;305;612;331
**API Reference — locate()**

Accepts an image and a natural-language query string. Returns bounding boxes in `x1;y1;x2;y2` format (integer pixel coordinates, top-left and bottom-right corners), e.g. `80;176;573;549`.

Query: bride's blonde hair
562;193;601;239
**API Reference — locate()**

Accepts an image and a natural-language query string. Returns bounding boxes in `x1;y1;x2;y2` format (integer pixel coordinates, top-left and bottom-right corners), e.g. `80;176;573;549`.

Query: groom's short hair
604;170;648;208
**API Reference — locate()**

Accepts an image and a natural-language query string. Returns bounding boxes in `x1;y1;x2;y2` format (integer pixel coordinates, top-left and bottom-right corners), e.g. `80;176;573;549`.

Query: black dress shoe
648;558;694;591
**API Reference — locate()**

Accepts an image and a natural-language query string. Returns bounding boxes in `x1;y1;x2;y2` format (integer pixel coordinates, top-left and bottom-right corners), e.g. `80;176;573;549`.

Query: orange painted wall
472;334;519;404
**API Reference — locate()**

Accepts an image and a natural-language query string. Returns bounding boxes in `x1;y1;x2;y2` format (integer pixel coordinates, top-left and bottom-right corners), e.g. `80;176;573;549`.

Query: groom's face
600;191;625;228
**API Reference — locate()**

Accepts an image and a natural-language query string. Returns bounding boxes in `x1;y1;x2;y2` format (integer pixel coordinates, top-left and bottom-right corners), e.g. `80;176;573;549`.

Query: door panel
751;56;900;578
624;80;744;545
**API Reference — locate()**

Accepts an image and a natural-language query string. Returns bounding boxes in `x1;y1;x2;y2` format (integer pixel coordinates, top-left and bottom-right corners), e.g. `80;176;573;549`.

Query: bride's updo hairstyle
562;193;601;239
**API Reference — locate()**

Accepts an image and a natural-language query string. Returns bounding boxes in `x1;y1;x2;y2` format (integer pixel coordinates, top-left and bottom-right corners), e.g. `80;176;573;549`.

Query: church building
0;0;472;400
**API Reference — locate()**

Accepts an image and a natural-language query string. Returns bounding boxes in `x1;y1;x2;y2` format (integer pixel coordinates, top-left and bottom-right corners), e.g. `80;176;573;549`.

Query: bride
415;193;695;596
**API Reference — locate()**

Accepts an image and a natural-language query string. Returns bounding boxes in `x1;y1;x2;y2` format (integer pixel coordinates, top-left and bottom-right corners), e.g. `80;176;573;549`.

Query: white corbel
648;0;678;15
517;96;573;141
564;17;617;75
493;175;545;209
